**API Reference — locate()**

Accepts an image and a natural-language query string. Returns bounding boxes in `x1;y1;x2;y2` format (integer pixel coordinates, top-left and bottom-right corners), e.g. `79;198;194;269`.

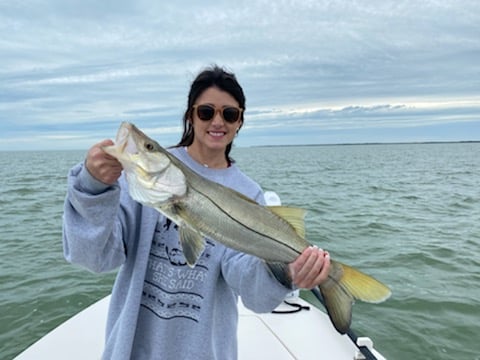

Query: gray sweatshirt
63;147;291;360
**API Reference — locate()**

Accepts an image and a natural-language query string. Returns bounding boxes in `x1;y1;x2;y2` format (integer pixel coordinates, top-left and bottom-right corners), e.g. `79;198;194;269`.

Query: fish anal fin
179;225;206;268
266;262;292;288
268;206;307;238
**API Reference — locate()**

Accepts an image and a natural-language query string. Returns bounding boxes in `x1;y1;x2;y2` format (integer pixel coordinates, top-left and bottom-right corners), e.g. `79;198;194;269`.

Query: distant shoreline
1;140;480;152
251;140;480;148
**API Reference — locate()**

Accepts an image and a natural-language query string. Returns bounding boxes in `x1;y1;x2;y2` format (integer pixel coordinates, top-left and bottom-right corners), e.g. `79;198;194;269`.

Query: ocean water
1;143;479;359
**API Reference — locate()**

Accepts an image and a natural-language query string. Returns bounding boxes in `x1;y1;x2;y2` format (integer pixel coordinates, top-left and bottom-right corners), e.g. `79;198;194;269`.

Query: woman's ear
187;108;194;124
236;122;242;136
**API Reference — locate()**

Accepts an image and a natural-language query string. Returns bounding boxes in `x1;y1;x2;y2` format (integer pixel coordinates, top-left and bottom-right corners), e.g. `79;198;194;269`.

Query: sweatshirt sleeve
62;162;135;273
221;249;291;313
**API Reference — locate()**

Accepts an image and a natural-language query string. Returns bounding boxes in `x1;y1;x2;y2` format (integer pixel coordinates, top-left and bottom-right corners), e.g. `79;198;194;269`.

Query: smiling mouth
208;131;226;137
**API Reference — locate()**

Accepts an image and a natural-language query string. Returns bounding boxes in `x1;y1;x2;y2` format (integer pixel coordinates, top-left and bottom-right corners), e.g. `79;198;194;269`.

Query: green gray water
1;143;479;359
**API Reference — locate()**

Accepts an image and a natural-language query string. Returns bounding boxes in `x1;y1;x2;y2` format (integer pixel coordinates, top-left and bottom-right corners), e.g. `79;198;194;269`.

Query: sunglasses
192;104;243;123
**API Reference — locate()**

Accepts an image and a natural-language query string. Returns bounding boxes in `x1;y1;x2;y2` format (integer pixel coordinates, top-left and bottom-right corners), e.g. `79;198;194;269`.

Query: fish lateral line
186;183;302;256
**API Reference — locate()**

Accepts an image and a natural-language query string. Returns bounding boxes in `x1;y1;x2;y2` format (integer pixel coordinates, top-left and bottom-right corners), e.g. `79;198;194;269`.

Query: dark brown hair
175;65;246;161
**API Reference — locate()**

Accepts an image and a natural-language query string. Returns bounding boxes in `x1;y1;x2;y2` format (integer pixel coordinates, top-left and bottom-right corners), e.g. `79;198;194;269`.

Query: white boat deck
14;295;385;359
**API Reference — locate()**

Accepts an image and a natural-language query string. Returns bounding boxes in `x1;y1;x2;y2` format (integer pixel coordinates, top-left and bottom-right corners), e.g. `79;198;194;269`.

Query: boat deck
14;295;385;359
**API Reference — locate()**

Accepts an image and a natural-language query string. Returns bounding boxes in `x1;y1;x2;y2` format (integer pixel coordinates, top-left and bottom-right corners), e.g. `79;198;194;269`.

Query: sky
1;0;479;151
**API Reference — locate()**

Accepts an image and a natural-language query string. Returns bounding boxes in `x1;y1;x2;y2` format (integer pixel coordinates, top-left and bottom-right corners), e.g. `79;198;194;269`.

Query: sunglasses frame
192;104;243;124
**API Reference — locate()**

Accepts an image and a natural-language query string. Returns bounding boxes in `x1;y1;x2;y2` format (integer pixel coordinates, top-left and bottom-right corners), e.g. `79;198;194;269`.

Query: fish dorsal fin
268;206;307;238
179;225;206;268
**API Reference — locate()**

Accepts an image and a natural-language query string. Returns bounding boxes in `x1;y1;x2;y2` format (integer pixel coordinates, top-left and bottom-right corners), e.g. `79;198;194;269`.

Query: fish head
103;122;187;205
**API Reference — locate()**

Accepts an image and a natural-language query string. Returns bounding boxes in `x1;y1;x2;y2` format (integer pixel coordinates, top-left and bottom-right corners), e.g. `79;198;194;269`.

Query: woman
63;65;330;359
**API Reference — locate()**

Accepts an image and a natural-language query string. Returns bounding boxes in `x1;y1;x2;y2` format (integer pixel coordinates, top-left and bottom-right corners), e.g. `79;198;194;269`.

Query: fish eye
145;142;155;151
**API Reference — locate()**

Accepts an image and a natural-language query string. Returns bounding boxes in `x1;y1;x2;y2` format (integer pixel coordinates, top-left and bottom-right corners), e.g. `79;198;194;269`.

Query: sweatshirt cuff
77;162;116;195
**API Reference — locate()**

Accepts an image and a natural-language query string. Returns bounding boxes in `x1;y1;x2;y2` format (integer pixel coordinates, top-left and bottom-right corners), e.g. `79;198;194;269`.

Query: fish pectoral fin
268;206;307;238
179;225;206;268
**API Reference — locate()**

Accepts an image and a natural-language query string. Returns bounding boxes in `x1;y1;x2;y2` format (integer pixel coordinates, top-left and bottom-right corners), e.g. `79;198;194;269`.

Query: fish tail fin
319;260;391;334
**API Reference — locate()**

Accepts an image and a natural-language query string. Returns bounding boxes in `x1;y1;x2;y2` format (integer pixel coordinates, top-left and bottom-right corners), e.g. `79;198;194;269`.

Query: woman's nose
210;110;225;125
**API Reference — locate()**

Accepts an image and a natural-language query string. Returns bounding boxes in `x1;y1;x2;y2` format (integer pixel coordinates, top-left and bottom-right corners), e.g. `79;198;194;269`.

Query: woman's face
190;86;243;153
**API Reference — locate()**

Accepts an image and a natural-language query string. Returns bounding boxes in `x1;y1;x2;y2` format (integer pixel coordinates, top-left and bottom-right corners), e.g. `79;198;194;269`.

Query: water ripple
2;144;480;360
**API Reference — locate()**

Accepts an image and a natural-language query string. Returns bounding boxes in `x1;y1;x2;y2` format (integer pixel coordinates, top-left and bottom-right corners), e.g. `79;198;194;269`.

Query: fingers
85;140;123;185
289;246;331;289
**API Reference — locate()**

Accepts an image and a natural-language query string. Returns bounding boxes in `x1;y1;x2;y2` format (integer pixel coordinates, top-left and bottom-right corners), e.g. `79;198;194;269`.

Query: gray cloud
0;0;479;150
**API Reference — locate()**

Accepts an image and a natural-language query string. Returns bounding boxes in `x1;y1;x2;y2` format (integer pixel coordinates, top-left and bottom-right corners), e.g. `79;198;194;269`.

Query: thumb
100;139;115;147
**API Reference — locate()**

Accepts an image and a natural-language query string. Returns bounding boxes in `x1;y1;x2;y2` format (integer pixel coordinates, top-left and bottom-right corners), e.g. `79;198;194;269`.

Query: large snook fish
103;122;391;334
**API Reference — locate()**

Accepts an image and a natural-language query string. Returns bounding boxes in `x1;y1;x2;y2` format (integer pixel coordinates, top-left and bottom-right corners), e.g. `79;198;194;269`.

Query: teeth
209;132;224;137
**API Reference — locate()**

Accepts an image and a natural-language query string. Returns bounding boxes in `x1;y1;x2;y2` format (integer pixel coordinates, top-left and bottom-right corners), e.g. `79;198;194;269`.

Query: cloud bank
1;0;479;150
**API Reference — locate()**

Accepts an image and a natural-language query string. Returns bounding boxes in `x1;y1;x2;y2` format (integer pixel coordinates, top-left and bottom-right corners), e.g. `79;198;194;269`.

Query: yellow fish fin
268;206;307;238
319;260;392;334
319;280;354;334
337;262;392;303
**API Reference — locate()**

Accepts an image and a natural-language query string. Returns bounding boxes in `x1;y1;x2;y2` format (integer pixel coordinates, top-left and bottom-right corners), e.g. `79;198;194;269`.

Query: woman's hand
85;139;123;185
289;246;330;289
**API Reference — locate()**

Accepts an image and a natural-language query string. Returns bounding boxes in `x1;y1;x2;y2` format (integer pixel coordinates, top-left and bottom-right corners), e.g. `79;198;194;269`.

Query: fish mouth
116;122;139;155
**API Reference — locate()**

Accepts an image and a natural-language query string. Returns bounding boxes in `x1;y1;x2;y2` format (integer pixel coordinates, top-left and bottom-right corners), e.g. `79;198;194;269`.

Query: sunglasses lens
195;105;241;123
222;107;240;123
197;105;215;121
